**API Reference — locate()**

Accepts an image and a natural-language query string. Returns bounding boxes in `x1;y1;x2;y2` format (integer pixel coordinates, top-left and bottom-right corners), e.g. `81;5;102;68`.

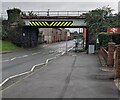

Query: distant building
38;28;73;44
60;28;67;41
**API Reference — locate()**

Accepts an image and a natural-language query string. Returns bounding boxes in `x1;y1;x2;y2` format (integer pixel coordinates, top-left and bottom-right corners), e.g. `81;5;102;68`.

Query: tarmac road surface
2;40;74;81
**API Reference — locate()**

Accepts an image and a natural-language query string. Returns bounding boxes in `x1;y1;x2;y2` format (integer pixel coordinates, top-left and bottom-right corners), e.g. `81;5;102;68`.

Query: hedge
98;32;120;46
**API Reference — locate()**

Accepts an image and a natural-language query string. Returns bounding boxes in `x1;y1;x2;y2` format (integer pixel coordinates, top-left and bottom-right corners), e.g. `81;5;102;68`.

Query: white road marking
0;46;74;89
30;63;45;72
9;71;31;79
67;46;74;52
45;59;49;64
61;51;65;55
0;78;9;87
22;55;29;58
0;60;10;62
0;71;31;87
1;51;42;62
10;57;17;61
0;63;45;88
0;57;17;62
32;52;41;55
1;46;74;63
43;45;48;47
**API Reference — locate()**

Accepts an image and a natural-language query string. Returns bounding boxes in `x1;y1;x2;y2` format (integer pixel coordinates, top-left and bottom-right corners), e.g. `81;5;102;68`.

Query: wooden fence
100;42;120;78
100;47;108;63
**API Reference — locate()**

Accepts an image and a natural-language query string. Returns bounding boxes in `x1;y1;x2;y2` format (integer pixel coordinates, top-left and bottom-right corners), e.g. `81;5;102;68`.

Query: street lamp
79;28;84;49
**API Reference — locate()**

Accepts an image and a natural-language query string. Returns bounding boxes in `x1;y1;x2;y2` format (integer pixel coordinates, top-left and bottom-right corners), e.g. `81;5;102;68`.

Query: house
38;28;72;44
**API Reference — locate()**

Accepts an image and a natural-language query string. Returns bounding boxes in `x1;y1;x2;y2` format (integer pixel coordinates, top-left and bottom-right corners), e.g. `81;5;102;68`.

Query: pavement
2;51;120;98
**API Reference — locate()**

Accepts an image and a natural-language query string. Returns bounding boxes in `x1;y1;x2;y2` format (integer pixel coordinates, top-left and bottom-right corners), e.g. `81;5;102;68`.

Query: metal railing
21;10;88;17
0;10;88;19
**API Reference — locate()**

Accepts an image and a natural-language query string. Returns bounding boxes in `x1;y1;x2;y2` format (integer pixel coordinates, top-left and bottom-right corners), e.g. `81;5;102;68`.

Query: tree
84;6;118;43
6;8;25;46
7;8;21;23
1;20;10;40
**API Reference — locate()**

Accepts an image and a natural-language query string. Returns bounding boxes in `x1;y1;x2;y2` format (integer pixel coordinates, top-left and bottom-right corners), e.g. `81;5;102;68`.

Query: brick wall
100;42;120;78
114;46;120;78
107;42;116;66
100;42;115;67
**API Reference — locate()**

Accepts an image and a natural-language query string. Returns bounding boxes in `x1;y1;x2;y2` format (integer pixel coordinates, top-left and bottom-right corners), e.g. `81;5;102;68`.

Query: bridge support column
22;26;38;48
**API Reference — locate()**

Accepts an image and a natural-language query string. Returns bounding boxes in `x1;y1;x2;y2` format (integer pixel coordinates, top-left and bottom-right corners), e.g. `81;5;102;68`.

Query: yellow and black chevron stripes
29;21;73;27
38;22;43;26
56;22;61;26
50;22;54;26
60;22;65;26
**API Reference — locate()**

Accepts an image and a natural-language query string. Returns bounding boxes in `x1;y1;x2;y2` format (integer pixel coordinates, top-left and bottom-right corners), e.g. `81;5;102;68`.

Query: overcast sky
1;0;120;32
1;1;119;14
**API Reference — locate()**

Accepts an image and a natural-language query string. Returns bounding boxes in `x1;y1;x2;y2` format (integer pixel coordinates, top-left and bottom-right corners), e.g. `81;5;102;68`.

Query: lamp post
79;28;84;49
65;30;70;54
65;31;68;54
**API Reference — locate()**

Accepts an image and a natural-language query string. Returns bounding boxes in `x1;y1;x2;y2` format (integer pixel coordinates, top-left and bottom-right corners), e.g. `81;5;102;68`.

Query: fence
100;42;120;78
114;46;120;78
100;47;108;63
100;42;115;67
21;11;88;17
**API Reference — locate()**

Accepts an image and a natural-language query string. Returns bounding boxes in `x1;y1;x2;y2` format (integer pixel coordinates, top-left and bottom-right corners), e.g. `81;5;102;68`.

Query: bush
7;8;21;23
98;32;120;46
8;26;23;46
0;28;8;40
112;33;120;44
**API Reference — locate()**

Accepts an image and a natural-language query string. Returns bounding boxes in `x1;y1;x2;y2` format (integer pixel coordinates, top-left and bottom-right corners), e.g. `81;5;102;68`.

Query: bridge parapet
21;10;88;19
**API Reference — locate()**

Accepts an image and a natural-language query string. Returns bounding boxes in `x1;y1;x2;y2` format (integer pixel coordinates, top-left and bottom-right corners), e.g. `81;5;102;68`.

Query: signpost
66;30;70;54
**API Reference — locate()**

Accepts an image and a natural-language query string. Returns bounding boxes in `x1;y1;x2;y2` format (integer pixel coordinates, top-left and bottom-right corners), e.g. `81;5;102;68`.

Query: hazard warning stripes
29;21;73;27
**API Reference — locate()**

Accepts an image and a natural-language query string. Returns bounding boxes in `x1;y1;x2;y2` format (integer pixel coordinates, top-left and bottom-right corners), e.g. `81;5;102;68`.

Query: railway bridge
21;10;88;48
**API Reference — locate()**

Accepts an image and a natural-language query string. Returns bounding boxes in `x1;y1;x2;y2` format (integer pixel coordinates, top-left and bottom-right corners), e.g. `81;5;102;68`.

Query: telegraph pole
47;9;50;16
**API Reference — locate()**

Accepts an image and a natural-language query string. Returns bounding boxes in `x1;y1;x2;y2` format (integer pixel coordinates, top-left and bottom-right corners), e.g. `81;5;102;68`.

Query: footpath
2;51;119;98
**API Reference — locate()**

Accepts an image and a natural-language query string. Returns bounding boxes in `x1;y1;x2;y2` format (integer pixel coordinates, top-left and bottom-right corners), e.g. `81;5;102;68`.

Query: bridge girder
22;18;86;27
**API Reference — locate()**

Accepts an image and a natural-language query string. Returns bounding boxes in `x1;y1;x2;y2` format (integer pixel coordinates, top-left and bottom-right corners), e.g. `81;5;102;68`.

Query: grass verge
0;40;19;51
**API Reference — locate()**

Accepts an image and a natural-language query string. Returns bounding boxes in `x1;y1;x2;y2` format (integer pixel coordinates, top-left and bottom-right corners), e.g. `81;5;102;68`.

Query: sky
1;0;120;32
1;1;119;14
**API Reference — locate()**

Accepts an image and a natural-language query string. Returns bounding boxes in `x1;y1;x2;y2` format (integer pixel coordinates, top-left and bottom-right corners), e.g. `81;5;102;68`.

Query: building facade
38;28;73;44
